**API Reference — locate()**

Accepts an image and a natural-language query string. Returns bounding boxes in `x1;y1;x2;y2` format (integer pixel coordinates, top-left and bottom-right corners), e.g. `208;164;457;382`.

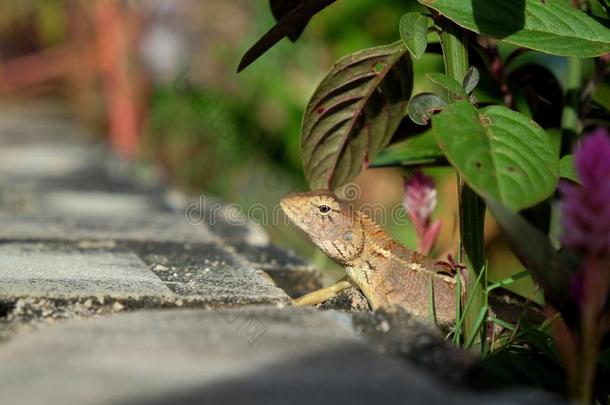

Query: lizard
280;189;459;327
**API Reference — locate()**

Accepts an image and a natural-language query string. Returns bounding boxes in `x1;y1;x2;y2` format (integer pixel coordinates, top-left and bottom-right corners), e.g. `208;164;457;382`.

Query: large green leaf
301;42;413;189
419;0;610;57
431;101;558;211
371;130;445;167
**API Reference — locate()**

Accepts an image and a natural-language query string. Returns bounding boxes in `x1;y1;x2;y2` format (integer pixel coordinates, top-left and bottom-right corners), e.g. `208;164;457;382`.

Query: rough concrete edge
0;294;294;342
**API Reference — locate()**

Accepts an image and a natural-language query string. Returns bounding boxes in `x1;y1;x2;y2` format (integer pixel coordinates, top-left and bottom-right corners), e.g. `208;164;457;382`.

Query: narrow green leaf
485;197;578;325
399;12;430;59
428;276;437;324
419;0;610;57
486;270;531;293
238;0;337;72
408;93;448;125
490;316;517;331
453;262;487;345
269;0;309;41
465;306;488;349
371;130;445;167
426;73;468;99
559;154;579;183
301;42;413;189
431;101;558;211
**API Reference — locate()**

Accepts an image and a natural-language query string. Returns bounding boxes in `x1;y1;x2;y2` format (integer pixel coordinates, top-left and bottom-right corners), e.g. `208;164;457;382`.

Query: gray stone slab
352;308;475;387
44;191;158;218
0;307;560;405
0;212;216;243
0;241;290;332
0;104;93;146
0;243;171;298
134;241;290;306
166;192;270;245
230;242;322;297
0;143;97;178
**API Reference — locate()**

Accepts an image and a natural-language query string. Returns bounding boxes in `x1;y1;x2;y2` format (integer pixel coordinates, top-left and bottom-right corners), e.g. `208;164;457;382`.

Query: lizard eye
319;204;331;214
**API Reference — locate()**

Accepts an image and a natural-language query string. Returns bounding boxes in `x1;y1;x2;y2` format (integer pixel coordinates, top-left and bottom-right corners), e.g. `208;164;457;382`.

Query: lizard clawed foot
293;278;352;306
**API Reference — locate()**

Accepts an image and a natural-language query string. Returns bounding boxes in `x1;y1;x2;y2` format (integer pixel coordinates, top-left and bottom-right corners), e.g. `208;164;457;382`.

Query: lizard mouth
280;198;311;233
279;198;298;224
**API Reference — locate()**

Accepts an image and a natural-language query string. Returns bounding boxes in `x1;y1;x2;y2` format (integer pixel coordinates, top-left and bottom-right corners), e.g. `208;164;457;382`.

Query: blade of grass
454;267;463;344
452;261;487;344
490;316;517;331
428;276;438;325
465;306;489;349
486;270;531;293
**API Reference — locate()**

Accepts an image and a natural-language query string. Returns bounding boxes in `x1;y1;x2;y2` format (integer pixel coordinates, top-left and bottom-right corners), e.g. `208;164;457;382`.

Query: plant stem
561;57;582;140
439;18;487;351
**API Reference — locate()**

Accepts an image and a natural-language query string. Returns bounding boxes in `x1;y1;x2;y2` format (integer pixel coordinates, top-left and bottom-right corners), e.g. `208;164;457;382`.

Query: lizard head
280;190;365;264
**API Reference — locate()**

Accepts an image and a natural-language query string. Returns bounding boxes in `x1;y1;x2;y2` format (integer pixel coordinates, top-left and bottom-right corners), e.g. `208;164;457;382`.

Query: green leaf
431;101;558;211
301;42;413;189
238;0;337;72
462;66;480;94
408;93;448;125
486;270;531;293
399;12;430;59
371;130;445;167
269;0;310;41
485;197;577;325
559;154;579;183
418;0;610;57
426;73;468;99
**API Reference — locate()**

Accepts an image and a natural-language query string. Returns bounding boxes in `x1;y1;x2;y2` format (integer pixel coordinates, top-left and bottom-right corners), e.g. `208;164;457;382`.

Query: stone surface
0;143;95;178
44;191;156;218
231;242;322;297
0;241;290;336
167;192;270;245
0;243;170;297
0;307;560;405
352;308;475;387
0;212;216;243
317;285;371;311
134;241;290;305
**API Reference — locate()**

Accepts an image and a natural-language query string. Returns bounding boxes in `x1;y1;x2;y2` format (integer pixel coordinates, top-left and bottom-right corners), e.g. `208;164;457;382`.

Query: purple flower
560;127;610;257
403;171;441;254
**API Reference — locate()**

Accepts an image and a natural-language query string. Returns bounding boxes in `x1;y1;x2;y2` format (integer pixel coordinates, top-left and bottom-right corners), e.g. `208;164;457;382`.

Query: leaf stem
561;57;582;140
439;18;487;352
439;20;468;82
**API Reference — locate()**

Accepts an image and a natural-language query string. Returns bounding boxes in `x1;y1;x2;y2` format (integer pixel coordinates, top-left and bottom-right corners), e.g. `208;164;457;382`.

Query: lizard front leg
293;277;352;306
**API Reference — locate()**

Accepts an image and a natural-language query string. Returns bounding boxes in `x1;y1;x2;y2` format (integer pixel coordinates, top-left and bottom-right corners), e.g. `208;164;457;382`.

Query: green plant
238;0;610;401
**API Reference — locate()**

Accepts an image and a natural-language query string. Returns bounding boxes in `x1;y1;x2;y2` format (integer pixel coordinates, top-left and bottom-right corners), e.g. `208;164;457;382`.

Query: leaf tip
236;57;249;73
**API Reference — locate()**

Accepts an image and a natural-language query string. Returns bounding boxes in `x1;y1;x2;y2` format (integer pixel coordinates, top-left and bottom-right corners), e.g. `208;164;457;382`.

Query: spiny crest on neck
355;210;397;250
